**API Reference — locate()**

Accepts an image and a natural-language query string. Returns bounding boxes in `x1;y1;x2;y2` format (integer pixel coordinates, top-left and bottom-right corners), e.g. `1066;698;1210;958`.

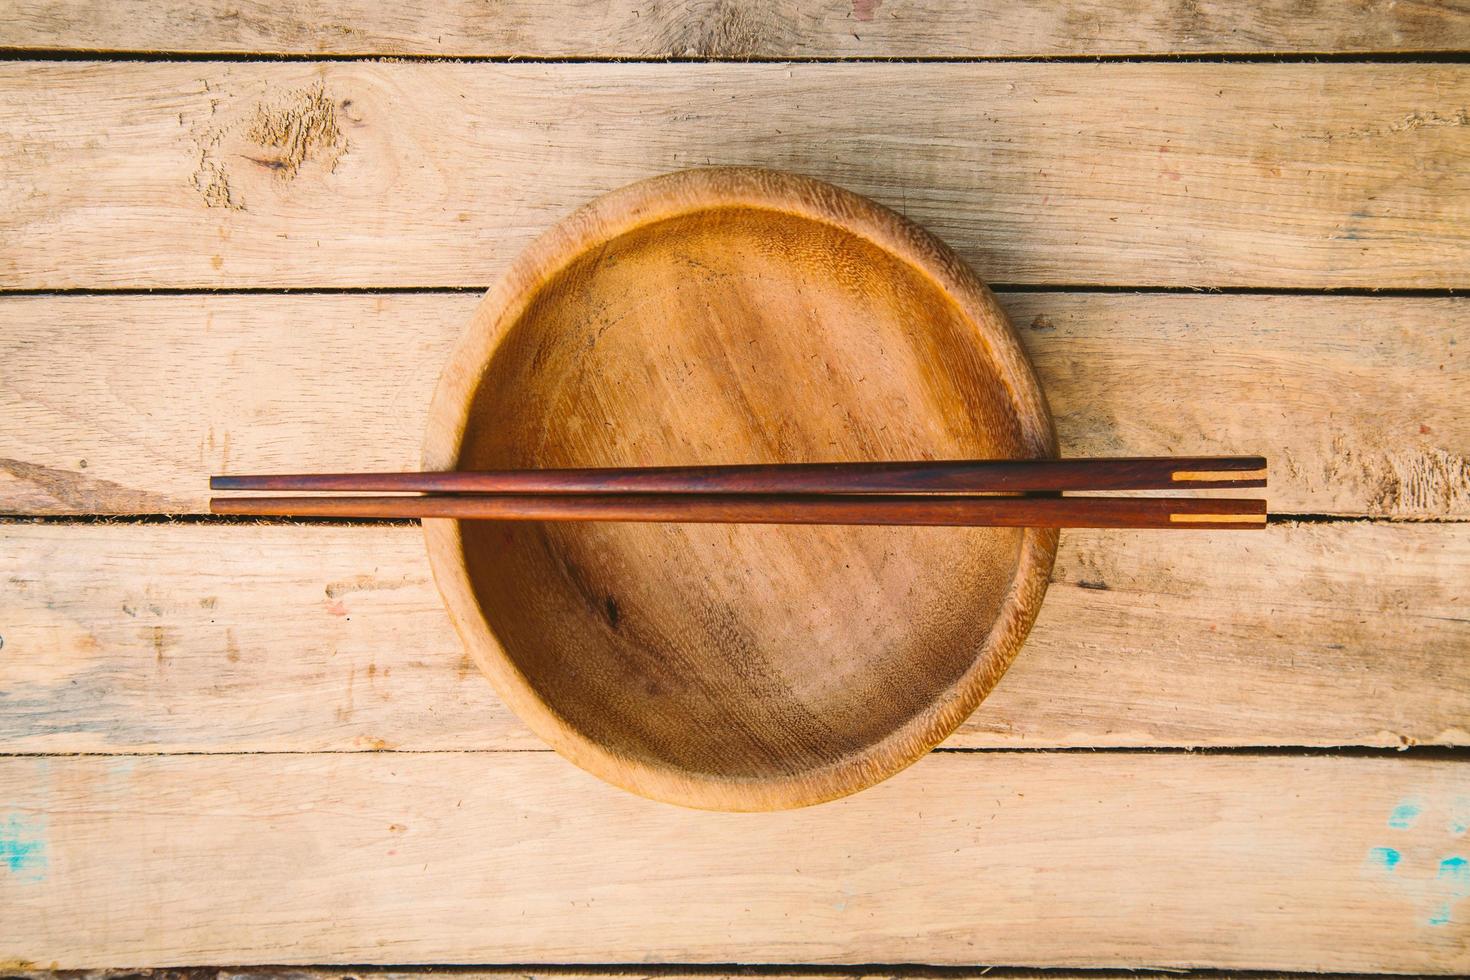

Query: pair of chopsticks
210;456;1267;529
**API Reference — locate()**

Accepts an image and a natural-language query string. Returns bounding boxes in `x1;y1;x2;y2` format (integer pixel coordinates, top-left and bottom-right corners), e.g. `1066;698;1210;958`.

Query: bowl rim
422;166;1059;810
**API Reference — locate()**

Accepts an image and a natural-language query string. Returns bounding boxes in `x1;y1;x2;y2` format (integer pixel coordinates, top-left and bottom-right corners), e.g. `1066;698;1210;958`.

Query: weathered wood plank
0;753;1465;969
2;519;1465;752
3;293;1465;518
2;63;1468;289
0;294;459;516
6;0;1470;57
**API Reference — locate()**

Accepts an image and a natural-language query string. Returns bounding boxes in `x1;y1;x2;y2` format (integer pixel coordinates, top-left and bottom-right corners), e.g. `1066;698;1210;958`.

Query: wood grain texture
3;63;1469;289
0;752;1466;969
2;519;1465;753
6;0;1470;56
414;165;1060;809
2;293;1463;518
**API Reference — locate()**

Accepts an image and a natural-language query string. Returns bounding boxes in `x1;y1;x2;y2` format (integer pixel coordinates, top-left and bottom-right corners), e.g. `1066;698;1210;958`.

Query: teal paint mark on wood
0;812;47;881
1388;798;1424;830
1451;796;1470;836
1368;845;1402;872
1429;855;1469;926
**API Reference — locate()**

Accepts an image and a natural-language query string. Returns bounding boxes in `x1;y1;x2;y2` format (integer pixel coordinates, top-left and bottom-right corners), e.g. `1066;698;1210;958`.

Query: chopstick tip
209;497;244;514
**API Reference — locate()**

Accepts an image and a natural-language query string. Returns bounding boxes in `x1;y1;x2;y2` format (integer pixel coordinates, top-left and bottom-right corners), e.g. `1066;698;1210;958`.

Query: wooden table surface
2;1;1469;974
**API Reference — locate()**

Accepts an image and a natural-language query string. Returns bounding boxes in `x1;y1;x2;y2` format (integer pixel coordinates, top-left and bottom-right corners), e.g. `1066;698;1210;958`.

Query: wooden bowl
423;168;1057;810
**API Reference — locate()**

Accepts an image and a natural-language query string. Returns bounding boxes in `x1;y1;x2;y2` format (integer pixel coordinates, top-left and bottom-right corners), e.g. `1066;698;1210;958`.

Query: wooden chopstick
209;493;1268;529
211;456;1267;495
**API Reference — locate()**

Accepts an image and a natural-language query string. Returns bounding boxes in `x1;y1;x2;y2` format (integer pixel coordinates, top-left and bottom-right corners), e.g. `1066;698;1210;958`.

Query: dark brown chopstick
209;493;1267;529
211;456;1266;495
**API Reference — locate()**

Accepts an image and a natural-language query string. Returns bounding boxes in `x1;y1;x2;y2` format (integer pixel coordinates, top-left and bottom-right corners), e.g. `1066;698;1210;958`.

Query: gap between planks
0;969;1458;980
0;746;1467;758
7;50;1470;64
1;285;1468;296
5;514;1465;525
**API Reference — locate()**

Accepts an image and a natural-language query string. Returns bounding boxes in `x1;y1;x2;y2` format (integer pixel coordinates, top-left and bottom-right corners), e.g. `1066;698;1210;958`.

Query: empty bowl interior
453;205;1038;785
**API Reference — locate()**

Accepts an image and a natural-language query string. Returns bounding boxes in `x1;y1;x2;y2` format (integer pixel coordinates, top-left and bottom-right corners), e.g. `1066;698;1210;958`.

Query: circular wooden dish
423;168;1057;810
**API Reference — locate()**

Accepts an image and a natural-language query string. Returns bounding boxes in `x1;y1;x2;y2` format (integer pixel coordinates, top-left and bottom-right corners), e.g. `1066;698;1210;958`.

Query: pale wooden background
1;1;1469;975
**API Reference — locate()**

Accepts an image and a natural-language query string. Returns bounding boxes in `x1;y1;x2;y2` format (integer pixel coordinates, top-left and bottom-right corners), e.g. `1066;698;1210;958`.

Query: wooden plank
7;0;1470;57
0;752;1465;969
2;519;1465;753
3;63;1468;289
0;293;459;516
3;293;1465;518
